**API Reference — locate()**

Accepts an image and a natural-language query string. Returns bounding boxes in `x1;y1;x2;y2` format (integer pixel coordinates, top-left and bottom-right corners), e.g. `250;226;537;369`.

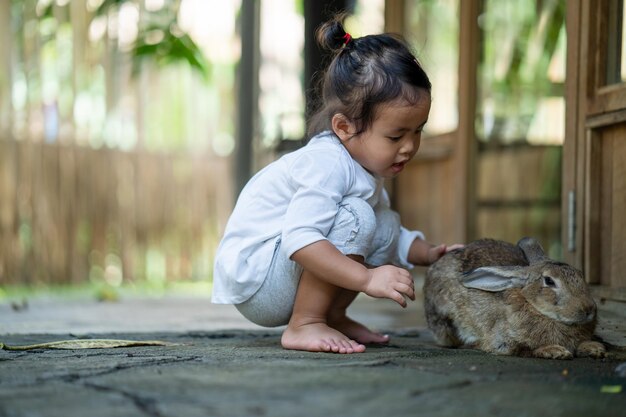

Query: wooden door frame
563;0;585;270
565;0;626;296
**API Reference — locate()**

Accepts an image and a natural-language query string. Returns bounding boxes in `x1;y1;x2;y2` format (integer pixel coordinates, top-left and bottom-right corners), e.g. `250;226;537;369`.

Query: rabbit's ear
461;266;528;292
517;237;547;264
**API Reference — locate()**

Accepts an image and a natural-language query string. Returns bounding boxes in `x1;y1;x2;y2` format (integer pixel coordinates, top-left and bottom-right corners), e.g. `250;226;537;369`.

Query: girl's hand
427;243;465;264
363;265;415;308
408;238;465;267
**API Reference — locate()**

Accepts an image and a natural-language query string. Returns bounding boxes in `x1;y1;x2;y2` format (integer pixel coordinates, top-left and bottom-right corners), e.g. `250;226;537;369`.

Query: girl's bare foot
281;322;366;354
328;315;390;344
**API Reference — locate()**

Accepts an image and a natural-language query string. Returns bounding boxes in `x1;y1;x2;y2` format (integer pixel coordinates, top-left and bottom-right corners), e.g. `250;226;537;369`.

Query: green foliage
133;27;210;81
93;0;211;81
477;0;566;144
94;0;131;16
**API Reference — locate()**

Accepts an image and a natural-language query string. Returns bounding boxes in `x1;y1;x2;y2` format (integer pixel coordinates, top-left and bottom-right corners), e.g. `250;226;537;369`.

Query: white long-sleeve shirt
211;132;424;304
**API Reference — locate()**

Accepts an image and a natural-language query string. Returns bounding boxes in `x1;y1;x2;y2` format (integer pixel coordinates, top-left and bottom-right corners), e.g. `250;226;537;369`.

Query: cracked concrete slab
1;330;625;417
1;291;625;417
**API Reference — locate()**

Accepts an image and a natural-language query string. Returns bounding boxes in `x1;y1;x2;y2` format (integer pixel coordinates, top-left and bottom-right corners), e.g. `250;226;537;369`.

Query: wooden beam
458;0;480;241
384;0;405;33
563;0;582;266
303;0;349;122
234;0;260;198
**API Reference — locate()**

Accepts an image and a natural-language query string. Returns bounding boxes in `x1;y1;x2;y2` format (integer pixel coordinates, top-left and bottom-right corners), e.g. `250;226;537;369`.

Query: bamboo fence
0;139;232;286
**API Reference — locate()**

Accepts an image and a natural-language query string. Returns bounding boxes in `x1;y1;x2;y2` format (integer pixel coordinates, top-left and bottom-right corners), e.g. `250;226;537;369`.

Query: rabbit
423;237;606;360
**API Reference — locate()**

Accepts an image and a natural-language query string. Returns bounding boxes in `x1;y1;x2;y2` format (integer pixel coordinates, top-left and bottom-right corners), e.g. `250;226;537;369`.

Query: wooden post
458;0;480;242
0;1;11;135
303;0;349;127
234;0;260;198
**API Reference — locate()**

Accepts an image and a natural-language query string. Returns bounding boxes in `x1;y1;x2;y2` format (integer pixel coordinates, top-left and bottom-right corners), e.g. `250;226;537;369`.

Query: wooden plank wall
395;148;462;247
0;139;232;285
396;144;562;256
475;145;562;257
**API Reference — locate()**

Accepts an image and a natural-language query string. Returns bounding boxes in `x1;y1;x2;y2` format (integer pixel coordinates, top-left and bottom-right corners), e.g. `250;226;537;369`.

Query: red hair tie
342;32;352;47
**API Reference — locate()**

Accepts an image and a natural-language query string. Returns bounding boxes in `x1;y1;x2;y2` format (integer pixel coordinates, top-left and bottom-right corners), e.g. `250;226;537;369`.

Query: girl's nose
400;138;416;155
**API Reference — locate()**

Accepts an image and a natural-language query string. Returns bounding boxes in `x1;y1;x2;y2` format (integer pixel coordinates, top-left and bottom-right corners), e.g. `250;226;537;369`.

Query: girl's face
337;96;431;179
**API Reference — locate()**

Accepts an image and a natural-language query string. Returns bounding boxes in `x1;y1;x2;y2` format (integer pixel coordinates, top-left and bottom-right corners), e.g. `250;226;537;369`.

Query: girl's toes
340;340;353;354
319;340;331;352
350;340;366;352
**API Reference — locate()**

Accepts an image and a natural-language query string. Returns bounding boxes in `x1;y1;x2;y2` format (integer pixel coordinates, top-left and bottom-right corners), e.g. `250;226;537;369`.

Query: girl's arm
407;238;464;266
291;240;415;307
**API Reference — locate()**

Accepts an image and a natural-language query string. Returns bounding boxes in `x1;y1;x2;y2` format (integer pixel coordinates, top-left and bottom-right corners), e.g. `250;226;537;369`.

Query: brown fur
423;238;605;359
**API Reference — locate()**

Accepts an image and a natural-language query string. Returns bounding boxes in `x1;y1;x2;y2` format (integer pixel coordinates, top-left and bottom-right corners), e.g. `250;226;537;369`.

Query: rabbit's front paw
576;340;606;358
532;344;573;360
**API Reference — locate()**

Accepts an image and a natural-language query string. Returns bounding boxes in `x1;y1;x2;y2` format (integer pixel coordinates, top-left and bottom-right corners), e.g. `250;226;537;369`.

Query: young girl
212;15;461;354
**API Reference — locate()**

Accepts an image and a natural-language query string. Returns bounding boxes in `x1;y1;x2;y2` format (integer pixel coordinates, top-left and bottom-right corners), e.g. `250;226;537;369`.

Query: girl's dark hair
307;14;431;138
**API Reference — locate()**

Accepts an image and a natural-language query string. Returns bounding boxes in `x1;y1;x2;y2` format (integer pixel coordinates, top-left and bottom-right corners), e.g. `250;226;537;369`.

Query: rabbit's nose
583;304;596;321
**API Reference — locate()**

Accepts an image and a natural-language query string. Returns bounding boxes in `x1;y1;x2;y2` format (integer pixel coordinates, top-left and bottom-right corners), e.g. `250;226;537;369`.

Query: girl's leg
235;237;301;328
282;197;391;352
327;288;391;344
322;200;400;344
273;196;404;352
326;204;408;344
281;266;366;353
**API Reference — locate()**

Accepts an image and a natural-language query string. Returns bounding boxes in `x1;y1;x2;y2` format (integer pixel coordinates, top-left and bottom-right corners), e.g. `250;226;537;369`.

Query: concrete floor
1;282;625;417
2;278;625;346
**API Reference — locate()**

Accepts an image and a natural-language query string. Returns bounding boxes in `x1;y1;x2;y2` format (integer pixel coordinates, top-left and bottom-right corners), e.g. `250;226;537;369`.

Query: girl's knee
329;197;376;256
374;207;401;240
366;207;402;266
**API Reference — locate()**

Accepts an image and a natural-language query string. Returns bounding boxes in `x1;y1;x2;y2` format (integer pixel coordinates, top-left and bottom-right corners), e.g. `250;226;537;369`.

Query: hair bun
316;12;351;52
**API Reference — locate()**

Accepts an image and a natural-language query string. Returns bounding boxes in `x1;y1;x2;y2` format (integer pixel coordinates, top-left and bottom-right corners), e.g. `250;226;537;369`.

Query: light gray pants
236;197;402;327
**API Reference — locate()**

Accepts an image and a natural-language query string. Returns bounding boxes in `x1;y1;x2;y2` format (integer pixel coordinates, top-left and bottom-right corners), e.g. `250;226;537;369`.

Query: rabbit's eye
543;276;556;287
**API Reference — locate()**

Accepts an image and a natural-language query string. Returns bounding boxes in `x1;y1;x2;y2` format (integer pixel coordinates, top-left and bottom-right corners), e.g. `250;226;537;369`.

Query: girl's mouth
391;162;406;173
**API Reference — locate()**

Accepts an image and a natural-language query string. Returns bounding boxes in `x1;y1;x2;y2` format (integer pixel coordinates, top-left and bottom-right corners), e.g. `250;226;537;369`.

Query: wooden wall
394;137;463;246
388;0;478;248
396;143;562;257
474;145;562;255
0;140;232;285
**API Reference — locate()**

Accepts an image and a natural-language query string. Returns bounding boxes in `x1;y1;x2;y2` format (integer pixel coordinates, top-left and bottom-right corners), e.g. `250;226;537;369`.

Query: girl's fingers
404;283;416;300
445;243;465;252
392;291;407;308
397;271;413;285
407;288;415;300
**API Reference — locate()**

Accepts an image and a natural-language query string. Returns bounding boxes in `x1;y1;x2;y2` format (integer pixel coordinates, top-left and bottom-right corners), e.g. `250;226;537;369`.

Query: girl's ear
331;113;355;143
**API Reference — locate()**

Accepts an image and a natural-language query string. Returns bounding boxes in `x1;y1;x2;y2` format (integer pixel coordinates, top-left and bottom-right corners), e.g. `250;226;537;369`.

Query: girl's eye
387;136;402;142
